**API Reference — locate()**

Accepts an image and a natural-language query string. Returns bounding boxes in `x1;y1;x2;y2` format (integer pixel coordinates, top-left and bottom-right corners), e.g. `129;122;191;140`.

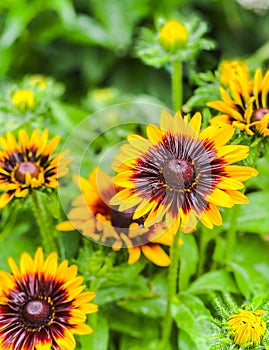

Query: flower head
218;59;249;86
110;110;257;233
0;129;70;208
158;19;188;52
57;167;173;266
208;68;269;136
29;75;47;89
0;247;98;350
227;309;266;347
12;89;35;111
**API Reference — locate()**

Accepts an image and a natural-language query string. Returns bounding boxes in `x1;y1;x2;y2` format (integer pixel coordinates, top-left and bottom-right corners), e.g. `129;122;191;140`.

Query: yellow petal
141;244;171;266
208;188;234;208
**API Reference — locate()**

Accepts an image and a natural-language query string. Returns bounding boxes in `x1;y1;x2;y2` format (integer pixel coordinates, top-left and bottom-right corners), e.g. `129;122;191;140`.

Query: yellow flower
208;68;269;137
110;110;258;234
0;129;71;207
57;167;174;267
158;19;188;52
29;74;47;89
0;247;98;350
12;89;35;111
227;309;266;347
218;60;249;86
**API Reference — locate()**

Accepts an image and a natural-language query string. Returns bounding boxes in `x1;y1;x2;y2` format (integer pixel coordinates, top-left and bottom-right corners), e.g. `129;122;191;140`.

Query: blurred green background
1;0;269;108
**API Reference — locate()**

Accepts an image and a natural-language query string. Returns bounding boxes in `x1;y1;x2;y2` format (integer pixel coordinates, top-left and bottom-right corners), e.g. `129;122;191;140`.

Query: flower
12;89;35;111
227;309;266;347
110;110;257;234
208;68;269;136
57;167;173;266
218;59;249;86
29;75;47;89
0;247;98;350
158;19;188;52
0;129;70;208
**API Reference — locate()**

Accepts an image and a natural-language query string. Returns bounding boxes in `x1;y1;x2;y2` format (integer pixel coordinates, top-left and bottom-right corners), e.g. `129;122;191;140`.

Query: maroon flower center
162;158;194;189
15;161;39;183
252;108;269;122
22;299;52;327
111;207;144;230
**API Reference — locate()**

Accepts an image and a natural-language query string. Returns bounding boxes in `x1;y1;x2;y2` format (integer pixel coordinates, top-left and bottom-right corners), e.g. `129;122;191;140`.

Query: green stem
224;204;241;266
197;227;209;277
158;229;181;350
31;191;58;254
171;59;182;112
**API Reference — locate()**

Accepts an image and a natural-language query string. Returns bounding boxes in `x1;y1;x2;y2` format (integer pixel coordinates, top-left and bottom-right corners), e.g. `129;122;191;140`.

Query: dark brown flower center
252;108;269;122
15;161;39;183
111;207;144;230
162;158;194;189
22;299;52;327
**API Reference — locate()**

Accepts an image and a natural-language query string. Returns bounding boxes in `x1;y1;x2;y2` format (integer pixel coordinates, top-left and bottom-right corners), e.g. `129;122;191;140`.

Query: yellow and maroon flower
57;167;173;266
0;129;70;208
110;110;257;234
227;309;266;347
0;247;98;350
208;68;269;136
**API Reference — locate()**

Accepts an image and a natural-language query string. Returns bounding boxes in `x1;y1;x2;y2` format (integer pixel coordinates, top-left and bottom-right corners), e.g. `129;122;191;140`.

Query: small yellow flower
158;19;188;52
30;74;47;89
91;87;117;104
227;309;266;347
12;89;35;111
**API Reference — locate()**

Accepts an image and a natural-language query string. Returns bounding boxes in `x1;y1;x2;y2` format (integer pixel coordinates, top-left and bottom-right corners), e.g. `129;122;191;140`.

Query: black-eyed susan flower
158;19;188;52
0;129;70;208
110;110;258;234
12;89;35;111
208;68;269;136
0;247;98;350
57;167;173;267
227;309;266;347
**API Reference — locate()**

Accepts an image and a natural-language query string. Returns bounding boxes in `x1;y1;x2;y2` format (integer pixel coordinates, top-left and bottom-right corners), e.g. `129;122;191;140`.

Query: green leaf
237;192;269;234
187;270;239;294
79;313;109;350
178;330;198;350
116;270;168;318
172;293;218;350
106;305;159;339
231;234;269;297
120;335;169;350
95;276;150;306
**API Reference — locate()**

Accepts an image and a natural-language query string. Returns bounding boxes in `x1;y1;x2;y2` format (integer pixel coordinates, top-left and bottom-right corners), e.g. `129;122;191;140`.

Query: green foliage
1;0;269;349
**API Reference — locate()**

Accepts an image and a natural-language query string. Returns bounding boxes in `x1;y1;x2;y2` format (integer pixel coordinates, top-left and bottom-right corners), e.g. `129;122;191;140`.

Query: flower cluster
208;66;269;137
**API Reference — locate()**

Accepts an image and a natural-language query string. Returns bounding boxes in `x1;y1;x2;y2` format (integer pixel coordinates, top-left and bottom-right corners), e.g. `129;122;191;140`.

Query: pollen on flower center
162;158;194;189
22;299;52;327
15;162;39;183
252;108;269;122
